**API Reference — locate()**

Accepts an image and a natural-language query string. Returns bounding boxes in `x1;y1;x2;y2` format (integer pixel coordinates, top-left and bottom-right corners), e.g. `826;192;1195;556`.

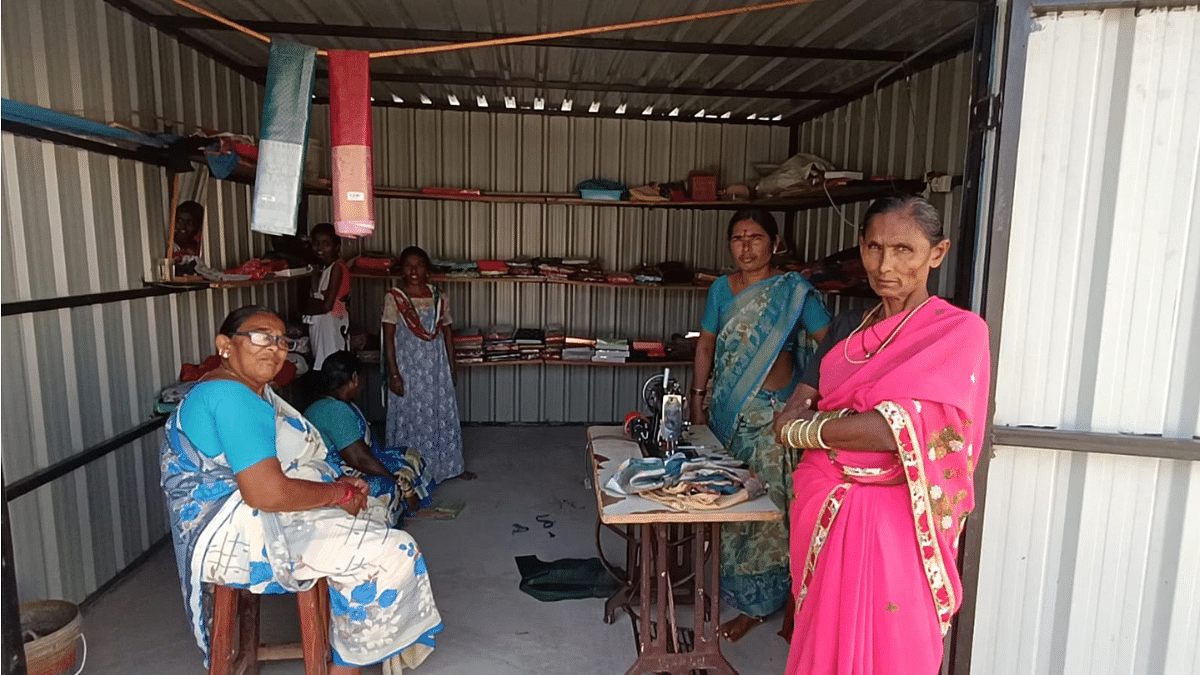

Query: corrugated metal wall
0;0;294;605
992;7;1199;438
976;8;1200;675
306;108;793;422
793;52;974;312
975;446;1199;675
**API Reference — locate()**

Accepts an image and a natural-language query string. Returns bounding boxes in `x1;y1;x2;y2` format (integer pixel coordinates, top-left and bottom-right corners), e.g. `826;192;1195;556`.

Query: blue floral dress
382;287;465;484
159;381;443;668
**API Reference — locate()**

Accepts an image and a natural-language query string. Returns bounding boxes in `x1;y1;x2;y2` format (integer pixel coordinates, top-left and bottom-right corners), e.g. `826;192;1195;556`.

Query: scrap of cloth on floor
515;555;620;602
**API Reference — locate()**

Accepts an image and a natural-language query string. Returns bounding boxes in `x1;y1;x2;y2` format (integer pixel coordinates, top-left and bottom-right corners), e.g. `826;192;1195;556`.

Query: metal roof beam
104;1;264;83
152;16;925;63
263;68;841;101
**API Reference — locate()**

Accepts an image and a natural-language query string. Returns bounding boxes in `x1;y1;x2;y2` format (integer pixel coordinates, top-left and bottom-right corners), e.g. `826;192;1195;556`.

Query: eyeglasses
229;331;298;351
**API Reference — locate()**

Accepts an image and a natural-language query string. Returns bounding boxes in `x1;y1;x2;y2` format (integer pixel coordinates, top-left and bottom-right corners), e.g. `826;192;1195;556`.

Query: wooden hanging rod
153;17;919;63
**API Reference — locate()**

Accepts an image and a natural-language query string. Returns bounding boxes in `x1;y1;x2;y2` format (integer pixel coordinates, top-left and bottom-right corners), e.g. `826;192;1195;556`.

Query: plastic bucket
20;600;85;675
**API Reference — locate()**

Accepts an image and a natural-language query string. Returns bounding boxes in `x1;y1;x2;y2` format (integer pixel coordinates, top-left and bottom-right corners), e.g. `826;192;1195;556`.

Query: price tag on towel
346;191;366;201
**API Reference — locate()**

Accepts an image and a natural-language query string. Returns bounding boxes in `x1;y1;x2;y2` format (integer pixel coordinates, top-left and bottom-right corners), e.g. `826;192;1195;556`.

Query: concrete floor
80;426;792;674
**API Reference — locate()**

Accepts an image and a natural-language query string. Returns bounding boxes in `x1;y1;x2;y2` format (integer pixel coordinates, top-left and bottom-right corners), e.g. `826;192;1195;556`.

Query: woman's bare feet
719;613;766;642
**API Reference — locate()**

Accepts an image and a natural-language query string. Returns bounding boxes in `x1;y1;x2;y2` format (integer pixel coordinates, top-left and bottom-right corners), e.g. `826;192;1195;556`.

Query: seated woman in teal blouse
304;350;432;527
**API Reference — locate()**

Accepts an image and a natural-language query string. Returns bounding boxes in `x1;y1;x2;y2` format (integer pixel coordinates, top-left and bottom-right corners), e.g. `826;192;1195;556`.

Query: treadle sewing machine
623;368;693;458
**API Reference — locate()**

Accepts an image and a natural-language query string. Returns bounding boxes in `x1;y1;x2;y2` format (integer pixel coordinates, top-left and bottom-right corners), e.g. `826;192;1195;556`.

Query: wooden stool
208;578;332;675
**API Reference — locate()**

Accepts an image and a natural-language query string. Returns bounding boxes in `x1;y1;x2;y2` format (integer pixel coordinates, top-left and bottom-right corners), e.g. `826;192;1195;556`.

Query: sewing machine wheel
642;374;667;414
623;411;653;444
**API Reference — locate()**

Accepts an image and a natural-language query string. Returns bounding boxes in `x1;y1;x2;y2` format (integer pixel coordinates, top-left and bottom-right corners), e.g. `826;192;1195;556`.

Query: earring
221;351;229;358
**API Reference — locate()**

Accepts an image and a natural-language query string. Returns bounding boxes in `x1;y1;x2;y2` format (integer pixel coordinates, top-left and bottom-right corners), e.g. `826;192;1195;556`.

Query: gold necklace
842;296;934;365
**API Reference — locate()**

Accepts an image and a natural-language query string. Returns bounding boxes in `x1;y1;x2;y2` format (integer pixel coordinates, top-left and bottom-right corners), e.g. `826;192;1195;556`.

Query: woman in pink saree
775;194;990;674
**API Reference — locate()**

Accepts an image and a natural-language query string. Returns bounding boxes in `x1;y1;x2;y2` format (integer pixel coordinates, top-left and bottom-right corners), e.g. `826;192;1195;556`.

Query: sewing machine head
627;368;692;458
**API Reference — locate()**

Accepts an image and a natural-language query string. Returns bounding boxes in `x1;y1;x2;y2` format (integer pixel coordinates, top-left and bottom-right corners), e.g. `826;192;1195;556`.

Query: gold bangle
814;417;831;450
784;420;799;448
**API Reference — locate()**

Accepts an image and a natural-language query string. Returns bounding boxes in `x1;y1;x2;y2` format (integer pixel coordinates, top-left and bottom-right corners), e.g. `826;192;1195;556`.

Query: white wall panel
994;8;1200;437
0;0;285;605
308;108;791;422
974;445;1199;675
975;8;1199;675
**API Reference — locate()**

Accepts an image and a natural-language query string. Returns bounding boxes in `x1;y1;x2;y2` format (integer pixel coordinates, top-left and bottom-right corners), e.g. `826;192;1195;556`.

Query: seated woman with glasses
160;305;443;674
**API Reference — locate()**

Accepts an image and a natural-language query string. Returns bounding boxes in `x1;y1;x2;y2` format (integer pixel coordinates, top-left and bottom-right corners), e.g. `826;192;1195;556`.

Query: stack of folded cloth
694;269;721;286
566;260;607;284
506;257;538;278
427;258;454;275
606;272;636;286
657;261;693;285
514;327;545;360
445;261;481;278
478;260;509;277
452;327;484;364
631;264;663;285
349;253;394;276
562;335;595;362
484;324;518;362
593;337;630;363
535;258;574;280
631;339;666;361
542;324;565;360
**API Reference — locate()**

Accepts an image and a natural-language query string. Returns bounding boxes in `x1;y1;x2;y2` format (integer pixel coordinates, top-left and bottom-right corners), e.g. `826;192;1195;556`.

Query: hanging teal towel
251;40;317;236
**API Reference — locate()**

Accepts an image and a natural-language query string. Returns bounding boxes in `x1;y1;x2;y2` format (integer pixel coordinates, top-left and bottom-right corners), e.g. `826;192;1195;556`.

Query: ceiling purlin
255;68;845;102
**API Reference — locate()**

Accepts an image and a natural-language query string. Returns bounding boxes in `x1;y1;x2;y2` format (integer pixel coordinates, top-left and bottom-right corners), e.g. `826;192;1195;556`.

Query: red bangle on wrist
335;482;355;506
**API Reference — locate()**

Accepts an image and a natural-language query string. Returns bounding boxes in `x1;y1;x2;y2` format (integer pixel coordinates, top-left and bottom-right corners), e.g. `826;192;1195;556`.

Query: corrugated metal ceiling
119;0;979;125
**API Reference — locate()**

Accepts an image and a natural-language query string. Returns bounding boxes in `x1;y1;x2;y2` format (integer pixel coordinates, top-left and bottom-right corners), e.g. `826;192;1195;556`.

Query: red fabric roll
328;50;375;238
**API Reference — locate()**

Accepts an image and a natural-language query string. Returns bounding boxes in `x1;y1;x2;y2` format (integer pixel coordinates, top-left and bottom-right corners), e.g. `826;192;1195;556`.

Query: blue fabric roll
251;40;317;236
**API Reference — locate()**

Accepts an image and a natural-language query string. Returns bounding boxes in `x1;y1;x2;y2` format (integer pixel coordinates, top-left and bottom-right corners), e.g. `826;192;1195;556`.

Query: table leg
623;523;738;675
599;522;639;624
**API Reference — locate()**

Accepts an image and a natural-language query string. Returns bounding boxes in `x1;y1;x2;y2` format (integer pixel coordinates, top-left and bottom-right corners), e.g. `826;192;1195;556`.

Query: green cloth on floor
515;555;620;602
412;498;466;520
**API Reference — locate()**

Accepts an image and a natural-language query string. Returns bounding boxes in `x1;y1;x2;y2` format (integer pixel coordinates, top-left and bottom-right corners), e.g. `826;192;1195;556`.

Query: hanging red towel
328;50;375;238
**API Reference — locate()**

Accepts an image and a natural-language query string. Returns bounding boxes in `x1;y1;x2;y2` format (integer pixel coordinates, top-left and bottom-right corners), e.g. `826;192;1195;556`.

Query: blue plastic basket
578;189;624;201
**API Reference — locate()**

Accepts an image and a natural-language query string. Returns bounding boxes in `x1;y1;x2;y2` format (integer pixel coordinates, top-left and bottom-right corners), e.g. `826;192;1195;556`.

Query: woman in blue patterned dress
160;306;442;674
305;350;433;527
382;246;474;483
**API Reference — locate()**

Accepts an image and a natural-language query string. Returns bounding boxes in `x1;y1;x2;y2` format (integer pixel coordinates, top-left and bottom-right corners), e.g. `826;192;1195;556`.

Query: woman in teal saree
690;210;831;642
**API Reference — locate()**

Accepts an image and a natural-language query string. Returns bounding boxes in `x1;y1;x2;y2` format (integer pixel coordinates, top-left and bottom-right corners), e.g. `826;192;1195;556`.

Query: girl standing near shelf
382;246;475;483
304;222;351;370
689;209;830;643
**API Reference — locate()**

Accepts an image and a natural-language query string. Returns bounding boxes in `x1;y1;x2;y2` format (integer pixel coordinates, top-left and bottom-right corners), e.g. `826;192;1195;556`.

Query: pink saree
786;297;990;675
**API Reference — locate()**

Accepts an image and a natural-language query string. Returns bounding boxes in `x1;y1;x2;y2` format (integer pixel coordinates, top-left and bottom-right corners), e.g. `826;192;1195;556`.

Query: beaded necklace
842;295;934;365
